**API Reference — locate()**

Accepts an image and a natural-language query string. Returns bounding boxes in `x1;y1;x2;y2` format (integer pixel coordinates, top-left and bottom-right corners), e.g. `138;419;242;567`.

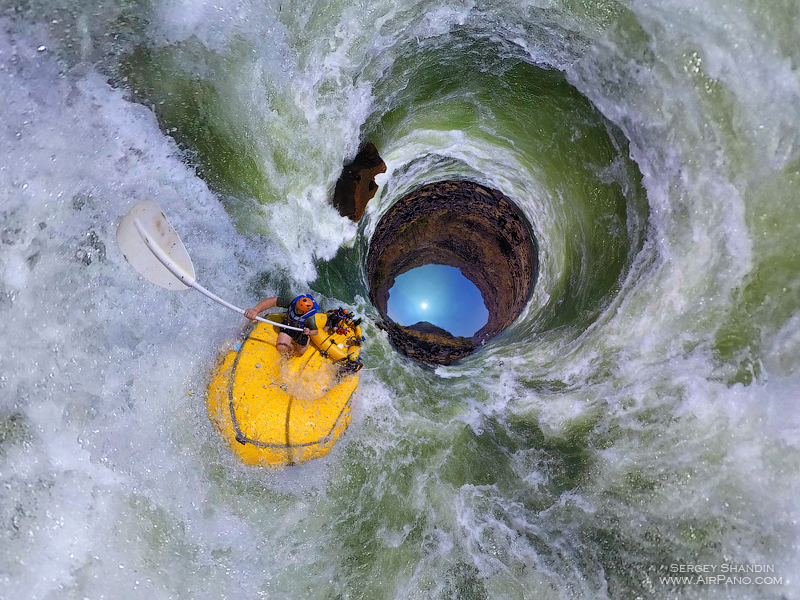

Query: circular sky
386;264;489;337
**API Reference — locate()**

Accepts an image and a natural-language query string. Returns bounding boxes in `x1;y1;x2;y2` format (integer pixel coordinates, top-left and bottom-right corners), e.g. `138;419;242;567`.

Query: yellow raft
206;312;362;467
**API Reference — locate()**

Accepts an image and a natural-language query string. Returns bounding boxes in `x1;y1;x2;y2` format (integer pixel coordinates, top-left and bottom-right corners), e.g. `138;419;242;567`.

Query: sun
421;302;428;309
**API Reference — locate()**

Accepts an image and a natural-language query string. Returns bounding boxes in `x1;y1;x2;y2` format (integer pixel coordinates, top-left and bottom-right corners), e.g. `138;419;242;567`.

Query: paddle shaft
133;219;304;332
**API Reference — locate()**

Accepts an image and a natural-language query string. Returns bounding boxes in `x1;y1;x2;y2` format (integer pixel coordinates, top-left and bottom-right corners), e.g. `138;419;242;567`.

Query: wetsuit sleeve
305;313;321;331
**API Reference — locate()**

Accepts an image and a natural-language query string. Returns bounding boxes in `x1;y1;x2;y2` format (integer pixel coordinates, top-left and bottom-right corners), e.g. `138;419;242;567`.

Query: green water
1;0;799;599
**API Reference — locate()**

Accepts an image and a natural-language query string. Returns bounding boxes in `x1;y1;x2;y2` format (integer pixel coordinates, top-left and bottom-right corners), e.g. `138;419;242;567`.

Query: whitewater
1;0;799;599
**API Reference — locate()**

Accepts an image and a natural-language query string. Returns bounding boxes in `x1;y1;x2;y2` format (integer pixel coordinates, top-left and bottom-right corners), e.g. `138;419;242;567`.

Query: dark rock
332;143;387;221
366;180;538;365
379;321;477;366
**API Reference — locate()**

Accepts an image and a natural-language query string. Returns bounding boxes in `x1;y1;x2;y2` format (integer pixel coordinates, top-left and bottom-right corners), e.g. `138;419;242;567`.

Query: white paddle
117;199;303;332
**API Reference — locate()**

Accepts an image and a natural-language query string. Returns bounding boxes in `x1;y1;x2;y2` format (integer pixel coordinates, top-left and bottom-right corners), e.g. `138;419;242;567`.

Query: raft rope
227;322;355;449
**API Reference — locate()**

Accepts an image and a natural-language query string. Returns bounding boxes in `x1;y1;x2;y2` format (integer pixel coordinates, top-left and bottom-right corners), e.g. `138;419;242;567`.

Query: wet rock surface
332;143;387;222
368;181;538;365
375;319;478;364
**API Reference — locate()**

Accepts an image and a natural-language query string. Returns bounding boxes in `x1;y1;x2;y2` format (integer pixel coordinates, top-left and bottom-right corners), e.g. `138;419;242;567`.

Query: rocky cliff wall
367;181;538;364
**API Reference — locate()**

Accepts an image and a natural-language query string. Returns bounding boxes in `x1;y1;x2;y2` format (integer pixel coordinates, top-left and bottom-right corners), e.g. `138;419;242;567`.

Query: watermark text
660;564;783;586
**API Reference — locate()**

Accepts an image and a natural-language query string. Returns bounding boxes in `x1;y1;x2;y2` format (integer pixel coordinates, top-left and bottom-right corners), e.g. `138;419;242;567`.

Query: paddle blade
117;200;196;290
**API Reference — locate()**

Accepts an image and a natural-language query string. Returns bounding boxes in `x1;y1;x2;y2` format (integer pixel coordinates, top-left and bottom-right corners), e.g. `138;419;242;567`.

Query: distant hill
396;321;473;347
405;321;454;338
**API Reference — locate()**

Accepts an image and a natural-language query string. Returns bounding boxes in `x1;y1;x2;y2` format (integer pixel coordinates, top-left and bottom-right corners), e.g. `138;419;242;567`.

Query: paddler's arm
296;315;319;347
244;296;278;322
303;314;319;337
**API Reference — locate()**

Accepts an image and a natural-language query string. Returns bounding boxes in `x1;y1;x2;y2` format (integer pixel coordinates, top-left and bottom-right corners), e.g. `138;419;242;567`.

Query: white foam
3;0;800;597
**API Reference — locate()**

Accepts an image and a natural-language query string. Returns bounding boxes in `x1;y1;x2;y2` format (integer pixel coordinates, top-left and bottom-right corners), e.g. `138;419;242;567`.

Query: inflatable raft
207;311;363;467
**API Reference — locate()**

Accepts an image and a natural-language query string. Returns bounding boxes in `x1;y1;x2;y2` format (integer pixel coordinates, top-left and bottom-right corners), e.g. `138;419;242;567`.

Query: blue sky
386;264;488;337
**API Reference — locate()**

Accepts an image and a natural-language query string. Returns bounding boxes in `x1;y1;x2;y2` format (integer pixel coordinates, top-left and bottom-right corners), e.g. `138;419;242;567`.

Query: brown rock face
332;143;387;221
367;181;538;364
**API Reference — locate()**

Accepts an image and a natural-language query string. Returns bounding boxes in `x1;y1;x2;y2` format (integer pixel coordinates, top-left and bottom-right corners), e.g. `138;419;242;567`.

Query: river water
1;1;798;598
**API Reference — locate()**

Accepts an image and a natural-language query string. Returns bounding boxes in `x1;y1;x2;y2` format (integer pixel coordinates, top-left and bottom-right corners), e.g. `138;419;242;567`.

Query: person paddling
244;295;320;356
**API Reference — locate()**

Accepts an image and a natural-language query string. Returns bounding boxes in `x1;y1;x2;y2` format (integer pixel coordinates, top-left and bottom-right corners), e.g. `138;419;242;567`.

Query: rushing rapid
1;1;799;599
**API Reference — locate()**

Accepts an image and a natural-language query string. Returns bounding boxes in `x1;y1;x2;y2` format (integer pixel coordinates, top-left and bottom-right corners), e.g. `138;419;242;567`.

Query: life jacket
286;294;320;329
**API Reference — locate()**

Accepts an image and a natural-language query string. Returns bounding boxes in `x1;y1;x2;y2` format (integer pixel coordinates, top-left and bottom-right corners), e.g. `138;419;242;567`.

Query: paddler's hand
303;327;311;336
244;308;258;322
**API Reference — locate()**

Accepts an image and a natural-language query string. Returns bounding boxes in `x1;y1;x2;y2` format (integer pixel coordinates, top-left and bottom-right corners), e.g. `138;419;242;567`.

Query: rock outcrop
381;321;478;365
332;143;387;221
367;180;538;365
